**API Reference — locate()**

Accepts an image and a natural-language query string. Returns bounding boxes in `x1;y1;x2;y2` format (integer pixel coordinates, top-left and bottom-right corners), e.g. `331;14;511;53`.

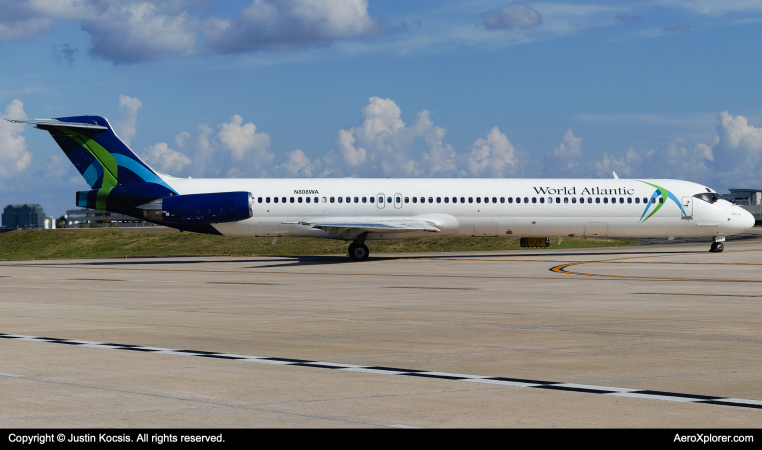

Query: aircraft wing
283;218;440;237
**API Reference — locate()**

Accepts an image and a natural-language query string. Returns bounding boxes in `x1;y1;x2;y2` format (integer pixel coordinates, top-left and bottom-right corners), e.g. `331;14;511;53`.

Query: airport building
1;204;47;229
721;188;762;225
62;208;152;228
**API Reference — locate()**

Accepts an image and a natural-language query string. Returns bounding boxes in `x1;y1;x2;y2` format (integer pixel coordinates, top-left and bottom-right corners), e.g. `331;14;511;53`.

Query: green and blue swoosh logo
638;180;687;222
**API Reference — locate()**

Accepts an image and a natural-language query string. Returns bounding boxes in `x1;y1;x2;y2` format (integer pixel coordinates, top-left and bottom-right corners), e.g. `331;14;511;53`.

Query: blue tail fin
9;116;176;211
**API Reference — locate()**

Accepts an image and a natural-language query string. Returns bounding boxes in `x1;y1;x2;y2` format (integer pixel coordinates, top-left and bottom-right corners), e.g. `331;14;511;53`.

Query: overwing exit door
377;193;385;209
394;193;402;209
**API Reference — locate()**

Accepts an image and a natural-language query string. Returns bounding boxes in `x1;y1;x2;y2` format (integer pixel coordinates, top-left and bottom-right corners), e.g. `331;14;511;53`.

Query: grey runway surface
2;239;762;427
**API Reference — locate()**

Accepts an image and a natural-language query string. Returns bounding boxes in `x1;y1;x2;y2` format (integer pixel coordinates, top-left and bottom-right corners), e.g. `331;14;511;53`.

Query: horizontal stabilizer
4;118;107;130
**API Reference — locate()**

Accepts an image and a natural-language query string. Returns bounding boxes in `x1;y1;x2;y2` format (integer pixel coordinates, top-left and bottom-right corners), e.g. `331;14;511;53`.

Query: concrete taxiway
1;238;762;428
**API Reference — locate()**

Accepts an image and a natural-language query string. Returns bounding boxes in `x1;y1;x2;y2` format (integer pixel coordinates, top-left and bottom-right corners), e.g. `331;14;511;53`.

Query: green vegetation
0;229;640;261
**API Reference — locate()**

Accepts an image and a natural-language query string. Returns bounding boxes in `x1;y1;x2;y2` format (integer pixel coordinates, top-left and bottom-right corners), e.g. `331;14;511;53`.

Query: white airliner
9;116;757;260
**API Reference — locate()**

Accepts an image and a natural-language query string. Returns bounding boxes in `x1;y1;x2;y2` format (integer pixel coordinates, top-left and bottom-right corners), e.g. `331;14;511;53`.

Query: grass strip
0;229;639;261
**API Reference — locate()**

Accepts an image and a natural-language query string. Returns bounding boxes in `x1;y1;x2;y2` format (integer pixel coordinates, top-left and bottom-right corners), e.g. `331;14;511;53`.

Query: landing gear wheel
710;242;724;253
349;243;369;261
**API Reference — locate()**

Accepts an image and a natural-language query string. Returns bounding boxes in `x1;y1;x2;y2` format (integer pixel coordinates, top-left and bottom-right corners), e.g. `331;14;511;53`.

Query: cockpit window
694;192;719;203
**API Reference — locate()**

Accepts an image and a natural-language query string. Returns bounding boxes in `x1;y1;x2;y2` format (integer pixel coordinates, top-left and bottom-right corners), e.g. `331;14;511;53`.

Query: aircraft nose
744;210;756;231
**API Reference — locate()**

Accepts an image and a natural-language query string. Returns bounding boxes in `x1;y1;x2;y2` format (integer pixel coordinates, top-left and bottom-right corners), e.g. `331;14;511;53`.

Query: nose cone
744;210;756;231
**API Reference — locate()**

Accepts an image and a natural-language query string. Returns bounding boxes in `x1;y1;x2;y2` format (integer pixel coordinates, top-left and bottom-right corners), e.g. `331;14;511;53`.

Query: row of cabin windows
257;196;665;205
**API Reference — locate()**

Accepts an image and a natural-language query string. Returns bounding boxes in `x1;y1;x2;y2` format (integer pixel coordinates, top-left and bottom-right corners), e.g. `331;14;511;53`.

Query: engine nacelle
143;192;253;224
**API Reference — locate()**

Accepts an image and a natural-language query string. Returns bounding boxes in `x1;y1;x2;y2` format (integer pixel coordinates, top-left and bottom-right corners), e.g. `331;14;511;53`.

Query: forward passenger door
681;197;693;217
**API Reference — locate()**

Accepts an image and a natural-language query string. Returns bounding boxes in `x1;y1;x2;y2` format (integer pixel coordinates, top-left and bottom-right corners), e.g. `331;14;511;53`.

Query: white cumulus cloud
0;99;32;177
142;142;192;174
465;127;519;177
114;94;142;146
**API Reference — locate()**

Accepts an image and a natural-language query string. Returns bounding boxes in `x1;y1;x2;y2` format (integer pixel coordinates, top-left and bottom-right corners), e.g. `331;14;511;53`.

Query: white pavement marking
3;332;762;411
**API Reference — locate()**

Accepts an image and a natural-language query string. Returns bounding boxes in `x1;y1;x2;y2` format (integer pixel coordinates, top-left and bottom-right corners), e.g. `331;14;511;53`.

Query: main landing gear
710;236;725;253
348;232;370;261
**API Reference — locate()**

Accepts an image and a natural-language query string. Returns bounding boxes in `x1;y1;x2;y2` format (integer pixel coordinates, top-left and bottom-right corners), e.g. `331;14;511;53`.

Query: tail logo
638;180;687;222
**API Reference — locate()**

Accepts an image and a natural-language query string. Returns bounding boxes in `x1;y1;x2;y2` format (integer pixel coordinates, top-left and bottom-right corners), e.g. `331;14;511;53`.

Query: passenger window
611;197;616;204
587;198;592;203
547;197;552;204
627;197;632;204
524;197;529;203
460;197;465;203
492;197;497;203
396;196;401;204
273;197;278;203
508;197;513;203
436;197;441;203
338;197;343;203
258;197;263;203
405;197;409;203
452;197;457;203
635;197;640;204
556;197;561;203
290;197;294;203
540;197;545;203
427;197;432;203
354;197;359;203
298;197;303;203
532;197;537;203
572;197;576;204
362;197;367;203
444;197;449;203
483;197;488;203
370;197;375;203
619;198;624;204
330;197;335;203
412;197;417;203
516;197;521;204
315;197;319;203
321;197;326;203
469;197;473;203
282;197;286;203
267;197;271;203
603;197;608;204
500;197;505;203
305;197;310;203
476;197;481;203
650;198;655;204
421;197;425;203
596;197;600;204
564;197;569;203
659;198;664;204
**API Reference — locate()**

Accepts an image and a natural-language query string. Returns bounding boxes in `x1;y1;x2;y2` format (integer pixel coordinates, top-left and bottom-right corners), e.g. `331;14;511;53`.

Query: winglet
613;171;619;179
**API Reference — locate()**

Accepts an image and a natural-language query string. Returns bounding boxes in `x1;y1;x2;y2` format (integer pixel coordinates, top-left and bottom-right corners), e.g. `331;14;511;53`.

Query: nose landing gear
348;231;370;261
710;242;724;253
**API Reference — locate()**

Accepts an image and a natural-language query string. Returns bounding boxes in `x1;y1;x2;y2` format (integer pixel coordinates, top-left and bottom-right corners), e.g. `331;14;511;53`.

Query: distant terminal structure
2;204;53;230
61;209;152;228
722;188;762;225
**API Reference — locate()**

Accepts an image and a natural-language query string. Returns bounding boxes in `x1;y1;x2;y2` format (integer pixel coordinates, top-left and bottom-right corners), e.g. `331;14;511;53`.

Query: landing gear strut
710;242;724;253
348;232;370;261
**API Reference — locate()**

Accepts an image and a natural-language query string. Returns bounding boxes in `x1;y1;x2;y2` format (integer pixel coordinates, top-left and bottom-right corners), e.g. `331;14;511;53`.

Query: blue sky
1;0;761;218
